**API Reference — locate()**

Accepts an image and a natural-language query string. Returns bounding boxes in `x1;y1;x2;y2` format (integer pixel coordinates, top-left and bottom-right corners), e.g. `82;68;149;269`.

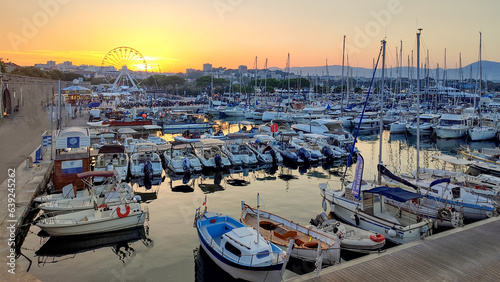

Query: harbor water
20;129;498;281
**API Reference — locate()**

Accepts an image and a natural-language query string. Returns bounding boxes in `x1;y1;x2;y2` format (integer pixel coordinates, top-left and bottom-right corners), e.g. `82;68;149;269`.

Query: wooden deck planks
290;217;500;282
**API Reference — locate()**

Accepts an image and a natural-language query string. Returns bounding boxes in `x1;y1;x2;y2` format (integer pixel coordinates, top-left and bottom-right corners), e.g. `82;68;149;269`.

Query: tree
11;67;50;79
0;60;5;73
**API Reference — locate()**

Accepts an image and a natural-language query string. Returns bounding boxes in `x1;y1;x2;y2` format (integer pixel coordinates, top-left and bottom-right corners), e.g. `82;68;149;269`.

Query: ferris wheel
100;46;147;91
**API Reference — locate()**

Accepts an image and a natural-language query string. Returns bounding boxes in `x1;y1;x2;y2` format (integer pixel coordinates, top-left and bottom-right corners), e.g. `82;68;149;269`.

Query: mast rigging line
343;44;384;180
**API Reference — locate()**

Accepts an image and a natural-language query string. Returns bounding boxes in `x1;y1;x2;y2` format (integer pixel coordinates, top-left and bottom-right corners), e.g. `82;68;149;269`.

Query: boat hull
36;209;147;236
434;126;467;139
327;195;430;245
197;232;283;282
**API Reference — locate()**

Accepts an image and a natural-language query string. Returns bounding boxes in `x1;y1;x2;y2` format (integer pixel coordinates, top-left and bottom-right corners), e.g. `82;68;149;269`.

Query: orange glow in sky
1;0;498;73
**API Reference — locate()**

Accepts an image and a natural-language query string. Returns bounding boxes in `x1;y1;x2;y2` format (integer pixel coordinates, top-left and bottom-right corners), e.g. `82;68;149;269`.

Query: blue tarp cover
364;186;424;202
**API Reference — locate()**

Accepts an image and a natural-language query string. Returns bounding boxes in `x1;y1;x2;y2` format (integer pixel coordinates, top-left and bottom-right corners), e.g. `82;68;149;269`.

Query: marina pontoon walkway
291;216;500;281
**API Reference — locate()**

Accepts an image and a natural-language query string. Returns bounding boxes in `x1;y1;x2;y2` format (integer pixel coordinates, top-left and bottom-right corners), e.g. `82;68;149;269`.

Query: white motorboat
221;134;258;166
129;143;163;178
38;171;134;214
121;137;144;153
389;121;407;134
247;135;283;164
301;133;351;159
163;141;203;174
260;119;296;136
434;114;469;139
192;138;231;169
291;119;354;146
309;212;386;252
406;114;440;136
241;203;341;265
468;126;497;141
93;144;129;182
290;137;325;162
352;112;380;131
35;201;147;237
194;199;291;282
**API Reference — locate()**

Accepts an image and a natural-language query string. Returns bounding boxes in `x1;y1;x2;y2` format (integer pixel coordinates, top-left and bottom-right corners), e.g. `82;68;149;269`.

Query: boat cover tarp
98;145;125;154
430;178;451;187
77;170;115;179
364;186;425;202
377;164;419;190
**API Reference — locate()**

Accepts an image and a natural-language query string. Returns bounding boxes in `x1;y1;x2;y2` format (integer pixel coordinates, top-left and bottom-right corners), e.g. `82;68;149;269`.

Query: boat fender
369;234;385;243
99;203;107;208
322;198;327;212
387;229;397;238
117;205;131;218
438;208;451;221
353;214;360;226
210;218;217;224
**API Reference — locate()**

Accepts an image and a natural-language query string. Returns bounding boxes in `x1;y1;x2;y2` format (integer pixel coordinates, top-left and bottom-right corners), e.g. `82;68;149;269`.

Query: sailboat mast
378;39;386;185
479;32;482;95
400;41;403;96
257;193;260;245
341;35;346;114
346;54;350;105
264;58;268;104
416;28;422;180
253;56;257;107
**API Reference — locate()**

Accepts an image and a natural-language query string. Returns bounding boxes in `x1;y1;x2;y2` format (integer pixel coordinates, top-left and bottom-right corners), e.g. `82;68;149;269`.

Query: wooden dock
290;216;500;281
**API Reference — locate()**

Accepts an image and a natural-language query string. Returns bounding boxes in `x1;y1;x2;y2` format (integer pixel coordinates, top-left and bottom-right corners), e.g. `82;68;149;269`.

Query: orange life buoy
369;234;385;243
117;205;131;218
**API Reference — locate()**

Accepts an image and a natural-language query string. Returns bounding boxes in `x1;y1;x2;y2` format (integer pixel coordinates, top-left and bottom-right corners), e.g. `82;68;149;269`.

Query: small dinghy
309;212;385;252
194;196;292;282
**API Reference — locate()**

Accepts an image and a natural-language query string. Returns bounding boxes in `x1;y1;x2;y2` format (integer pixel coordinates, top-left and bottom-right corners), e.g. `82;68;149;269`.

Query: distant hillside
270;61;500;82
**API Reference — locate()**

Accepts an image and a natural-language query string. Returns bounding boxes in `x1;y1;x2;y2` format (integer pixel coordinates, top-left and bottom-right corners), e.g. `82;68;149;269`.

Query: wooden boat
241;203;340;265
194;201;291;281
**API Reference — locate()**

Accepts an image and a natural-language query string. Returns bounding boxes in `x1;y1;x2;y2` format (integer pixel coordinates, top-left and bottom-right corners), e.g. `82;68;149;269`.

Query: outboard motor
214;154;223;169
143;160;153;190
322;146;334;159
269;149;277;164
298;147;311;162
182;157;193;173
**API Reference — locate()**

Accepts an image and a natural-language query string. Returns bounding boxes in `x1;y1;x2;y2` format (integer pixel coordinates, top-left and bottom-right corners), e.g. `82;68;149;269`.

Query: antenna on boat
256;193;260;245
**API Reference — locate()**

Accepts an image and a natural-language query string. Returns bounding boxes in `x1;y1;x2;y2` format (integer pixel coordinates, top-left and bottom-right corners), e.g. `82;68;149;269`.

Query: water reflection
36;226;152;266
198;171;226;193
193;247;238;282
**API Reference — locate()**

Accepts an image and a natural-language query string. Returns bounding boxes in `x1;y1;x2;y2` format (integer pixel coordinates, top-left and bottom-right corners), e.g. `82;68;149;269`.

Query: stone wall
2;74;92;112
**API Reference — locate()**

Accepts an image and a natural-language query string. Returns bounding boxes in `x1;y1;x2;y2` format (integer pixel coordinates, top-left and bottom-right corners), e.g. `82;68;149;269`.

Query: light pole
0;67;3;121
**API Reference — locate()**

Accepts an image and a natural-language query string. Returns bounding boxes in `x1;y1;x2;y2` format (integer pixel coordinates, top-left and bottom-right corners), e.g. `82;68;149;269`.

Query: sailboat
380;30;499;226
319;38;434;245
468;32;498;141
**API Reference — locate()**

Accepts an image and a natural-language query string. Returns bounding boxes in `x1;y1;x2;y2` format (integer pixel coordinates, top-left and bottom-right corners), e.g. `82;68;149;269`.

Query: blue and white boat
194;198;292;282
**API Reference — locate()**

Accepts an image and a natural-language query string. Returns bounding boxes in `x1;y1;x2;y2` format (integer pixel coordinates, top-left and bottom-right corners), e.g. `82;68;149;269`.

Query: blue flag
351;154;364;199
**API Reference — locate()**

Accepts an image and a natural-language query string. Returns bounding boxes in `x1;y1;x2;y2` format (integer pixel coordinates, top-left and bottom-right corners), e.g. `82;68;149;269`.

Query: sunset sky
0;0;498;73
